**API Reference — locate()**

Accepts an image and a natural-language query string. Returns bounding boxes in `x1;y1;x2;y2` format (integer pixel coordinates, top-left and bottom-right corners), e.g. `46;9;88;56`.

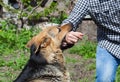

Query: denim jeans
96;46;120;82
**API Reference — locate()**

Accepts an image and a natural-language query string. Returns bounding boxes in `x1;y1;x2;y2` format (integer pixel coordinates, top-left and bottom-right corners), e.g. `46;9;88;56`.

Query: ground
64;51;96;82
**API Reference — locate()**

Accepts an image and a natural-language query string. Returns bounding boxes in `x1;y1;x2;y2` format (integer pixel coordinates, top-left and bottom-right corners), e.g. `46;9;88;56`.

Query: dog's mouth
56;23;72;42
26;23;72;53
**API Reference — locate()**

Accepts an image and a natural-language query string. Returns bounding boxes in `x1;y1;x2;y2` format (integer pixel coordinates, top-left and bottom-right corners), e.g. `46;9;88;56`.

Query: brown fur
14;24;72;82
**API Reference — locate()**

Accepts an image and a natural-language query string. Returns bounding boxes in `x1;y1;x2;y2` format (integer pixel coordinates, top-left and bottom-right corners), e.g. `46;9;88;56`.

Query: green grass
66;57;79;64
68;37;97;58
0;52;29;82
116;66;120;82
0;21;39;82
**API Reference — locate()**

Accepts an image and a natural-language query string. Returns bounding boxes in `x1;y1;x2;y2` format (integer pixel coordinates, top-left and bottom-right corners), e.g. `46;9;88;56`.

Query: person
61;0;120;82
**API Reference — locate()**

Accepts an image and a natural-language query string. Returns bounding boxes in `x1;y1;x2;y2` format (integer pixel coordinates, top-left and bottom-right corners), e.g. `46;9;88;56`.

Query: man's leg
96;46;119;82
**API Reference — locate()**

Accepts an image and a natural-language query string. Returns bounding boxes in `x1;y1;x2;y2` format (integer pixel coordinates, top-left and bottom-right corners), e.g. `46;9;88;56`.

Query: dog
14;23;72;82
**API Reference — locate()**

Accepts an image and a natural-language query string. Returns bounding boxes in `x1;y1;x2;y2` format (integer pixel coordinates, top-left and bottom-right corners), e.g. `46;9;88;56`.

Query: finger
65;31;84;44
67;33;78;40
72;32;84;39
67;36;78;43
67;31;84;42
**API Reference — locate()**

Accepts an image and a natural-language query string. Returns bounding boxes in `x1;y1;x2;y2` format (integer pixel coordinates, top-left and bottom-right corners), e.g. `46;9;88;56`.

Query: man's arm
62;0;89;31
61;0;89;47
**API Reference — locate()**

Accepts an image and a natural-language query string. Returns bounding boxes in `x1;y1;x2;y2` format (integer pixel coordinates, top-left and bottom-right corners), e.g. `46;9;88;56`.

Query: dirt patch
65;52;96;82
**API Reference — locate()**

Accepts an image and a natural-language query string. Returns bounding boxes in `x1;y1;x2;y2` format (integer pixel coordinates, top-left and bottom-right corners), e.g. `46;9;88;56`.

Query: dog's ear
34;36;51;53
26;37;36;48
60;23;72;31
26;35;43;53
57;23;72;42
26;35;51;53
40;37;51;48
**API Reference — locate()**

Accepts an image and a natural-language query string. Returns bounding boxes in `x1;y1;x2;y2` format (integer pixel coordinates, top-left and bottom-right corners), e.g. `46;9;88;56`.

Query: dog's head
26;23;72;65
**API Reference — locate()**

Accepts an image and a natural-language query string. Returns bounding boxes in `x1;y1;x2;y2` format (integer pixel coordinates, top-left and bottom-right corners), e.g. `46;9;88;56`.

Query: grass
0;52;29;82
68;36;97;59
66;57;79;64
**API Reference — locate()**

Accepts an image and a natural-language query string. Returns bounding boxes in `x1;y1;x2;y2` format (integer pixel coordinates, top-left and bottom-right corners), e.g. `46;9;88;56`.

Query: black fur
30;44;48;65
14;44;48;82
60;43;74;50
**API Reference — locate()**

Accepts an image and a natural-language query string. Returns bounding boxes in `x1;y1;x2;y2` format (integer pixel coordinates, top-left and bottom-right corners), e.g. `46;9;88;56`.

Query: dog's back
14;24;71;82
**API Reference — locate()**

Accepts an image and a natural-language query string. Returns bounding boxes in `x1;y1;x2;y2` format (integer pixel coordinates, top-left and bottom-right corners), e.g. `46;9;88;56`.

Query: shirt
62;0;120;59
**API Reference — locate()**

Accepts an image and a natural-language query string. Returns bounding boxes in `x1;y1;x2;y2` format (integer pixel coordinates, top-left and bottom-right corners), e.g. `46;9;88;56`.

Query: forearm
62;0;89;31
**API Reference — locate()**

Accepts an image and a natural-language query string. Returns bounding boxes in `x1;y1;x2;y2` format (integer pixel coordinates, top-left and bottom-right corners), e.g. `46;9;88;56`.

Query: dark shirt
62;0;120;58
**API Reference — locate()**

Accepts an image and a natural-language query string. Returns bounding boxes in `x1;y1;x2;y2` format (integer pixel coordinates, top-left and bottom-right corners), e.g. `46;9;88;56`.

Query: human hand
61;31;84;50
65;31;84;44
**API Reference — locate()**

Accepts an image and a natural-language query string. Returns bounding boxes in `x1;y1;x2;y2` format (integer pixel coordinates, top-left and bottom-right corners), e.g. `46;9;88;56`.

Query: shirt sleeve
62;0;89;31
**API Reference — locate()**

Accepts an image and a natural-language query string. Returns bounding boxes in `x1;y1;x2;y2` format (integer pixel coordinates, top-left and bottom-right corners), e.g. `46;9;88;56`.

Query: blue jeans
96;46;120;82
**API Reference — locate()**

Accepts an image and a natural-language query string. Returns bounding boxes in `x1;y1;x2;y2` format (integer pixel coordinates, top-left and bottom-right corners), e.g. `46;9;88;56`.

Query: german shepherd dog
14;23;72;82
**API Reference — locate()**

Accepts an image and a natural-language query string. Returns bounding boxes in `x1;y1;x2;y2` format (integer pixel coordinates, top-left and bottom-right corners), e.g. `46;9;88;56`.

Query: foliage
50;11;68;24
66;57;78;64
68;37;97;58
21;0;31;6
0;0;66;28
116;66;120;82
0;53;29;82
0;20;40;81
28;1;58;20
0;20;40;55
0;53;28;70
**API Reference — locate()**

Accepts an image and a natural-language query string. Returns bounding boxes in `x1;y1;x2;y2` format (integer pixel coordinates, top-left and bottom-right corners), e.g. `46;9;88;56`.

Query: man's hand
65;31;84;44
61;31;84;50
